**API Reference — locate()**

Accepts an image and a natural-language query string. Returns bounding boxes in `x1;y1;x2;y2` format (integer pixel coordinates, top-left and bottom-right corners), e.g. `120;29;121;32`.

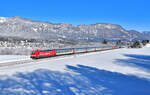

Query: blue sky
0;0;150;32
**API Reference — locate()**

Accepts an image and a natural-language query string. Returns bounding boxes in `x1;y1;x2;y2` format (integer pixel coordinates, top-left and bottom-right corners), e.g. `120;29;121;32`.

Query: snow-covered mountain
0;16;149;42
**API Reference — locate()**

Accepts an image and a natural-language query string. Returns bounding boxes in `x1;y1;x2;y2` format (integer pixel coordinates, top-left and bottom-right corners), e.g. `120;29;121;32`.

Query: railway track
0;48;119;68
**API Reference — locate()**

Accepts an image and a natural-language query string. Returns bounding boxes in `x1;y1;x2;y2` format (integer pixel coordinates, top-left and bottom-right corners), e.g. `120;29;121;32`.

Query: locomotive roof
38;49;54;52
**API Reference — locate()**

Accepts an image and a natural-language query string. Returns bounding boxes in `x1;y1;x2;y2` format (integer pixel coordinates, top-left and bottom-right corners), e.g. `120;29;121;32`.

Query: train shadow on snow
0;63;150;94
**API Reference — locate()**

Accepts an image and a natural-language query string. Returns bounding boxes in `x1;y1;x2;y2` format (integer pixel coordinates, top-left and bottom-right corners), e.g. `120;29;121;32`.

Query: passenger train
30;46;116;59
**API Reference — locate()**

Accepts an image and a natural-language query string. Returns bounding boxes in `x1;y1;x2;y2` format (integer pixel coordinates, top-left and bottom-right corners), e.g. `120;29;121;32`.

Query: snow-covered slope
0;47;150;95
0;16;149;41
0;55;30;63
146;43;150;47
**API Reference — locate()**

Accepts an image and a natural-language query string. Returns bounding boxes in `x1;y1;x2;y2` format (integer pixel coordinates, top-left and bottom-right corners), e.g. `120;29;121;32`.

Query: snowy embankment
0;47;150;95
146;43;150;47
0;55;30;63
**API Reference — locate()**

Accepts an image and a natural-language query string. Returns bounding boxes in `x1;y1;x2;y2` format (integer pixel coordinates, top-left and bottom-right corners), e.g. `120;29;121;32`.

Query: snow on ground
0;55;30;63
146;43;150;47
0;47;150;95
0;48;150;80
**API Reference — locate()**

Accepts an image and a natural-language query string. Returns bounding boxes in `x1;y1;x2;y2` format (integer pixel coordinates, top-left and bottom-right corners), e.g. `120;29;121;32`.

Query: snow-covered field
0;47;150;95
0;55;30;63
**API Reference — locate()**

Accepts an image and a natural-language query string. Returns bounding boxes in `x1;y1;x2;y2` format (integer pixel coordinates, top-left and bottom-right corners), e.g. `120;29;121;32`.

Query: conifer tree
102;39;107;44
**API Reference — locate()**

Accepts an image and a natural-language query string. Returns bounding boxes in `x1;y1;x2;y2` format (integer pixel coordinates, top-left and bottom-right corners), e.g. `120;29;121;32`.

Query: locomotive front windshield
32;52;36;54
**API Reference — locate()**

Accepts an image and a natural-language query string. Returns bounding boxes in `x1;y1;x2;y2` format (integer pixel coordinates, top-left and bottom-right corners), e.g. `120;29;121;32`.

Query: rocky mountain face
0;16;149;42
143;31;150;38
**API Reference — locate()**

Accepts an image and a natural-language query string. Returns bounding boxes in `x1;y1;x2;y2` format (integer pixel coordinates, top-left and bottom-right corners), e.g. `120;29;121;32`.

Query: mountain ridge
0;16;149;42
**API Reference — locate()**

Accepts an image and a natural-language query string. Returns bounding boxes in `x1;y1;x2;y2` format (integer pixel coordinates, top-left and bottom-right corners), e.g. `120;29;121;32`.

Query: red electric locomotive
31;50;56;59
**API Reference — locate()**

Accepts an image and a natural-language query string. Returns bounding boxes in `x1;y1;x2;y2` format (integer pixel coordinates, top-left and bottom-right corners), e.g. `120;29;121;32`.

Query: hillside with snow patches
0;16;150;41
0;47;150;95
